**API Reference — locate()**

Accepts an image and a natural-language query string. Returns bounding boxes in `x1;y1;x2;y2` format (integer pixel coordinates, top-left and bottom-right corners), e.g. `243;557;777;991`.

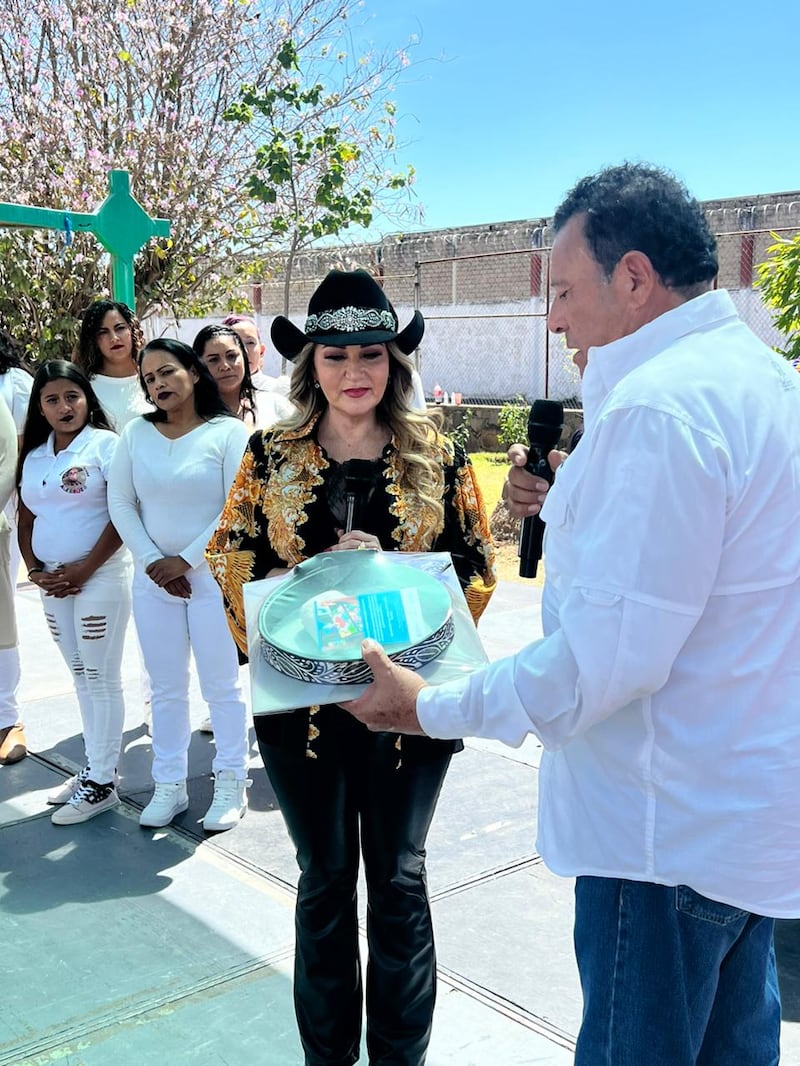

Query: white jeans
132;563;248;783
0;527;19;728
41;555;131;781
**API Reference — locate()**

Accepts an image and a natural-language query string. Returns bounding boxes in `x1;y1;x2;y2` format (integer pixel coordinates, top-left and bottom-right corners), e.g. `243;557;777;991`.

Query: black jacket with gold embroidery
207;418;497;660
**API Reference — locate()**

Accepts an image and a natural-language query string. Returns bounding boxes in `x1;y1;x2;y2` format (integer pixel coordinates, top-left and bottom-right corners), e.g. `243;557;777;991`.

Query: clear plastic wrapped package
244;549;488;715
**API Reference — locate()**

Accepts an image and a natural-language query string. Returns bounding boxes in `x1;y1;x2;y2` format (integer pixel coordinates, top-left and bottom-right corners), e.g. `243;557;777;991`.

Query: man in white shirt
346;163;800;1064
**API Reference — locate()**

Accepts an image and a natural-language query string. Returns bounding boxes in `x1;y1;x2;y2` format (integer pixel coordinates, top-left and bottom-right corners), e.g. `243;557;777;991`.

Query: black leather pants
256;709;452;1066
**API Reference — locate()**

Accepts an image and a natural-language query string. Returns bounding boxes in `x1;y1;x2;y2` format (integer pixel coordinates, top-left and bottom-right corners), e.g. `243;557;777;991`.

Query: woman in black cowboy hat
208;268;496;1065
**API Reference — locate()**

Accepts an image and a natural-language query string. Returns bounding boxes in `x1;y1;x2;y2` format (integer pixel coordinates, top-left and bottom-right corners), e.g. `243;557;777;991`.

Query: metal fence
411;226;799;407
413;248;579;406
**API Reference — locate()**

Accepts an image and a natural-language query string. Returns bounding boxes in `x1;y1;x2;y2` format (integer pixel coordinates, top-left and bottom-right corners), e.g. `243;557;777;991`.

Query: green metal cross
0;170;171;311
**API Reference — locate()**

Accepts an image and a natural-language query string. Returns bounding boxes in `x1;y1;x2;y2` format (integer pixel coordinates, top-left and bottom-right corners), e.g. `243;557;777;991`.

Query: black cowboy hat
270;269;424;360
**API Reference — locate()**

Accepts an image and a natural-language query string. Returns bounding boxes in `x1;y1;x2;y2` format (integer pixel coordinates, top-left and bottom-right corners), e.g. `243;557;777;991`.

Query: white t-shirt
253;389;294;430
418;289;800;918
91;374;150;433
20;426;121;568
108;415;249;570
0;367;33;434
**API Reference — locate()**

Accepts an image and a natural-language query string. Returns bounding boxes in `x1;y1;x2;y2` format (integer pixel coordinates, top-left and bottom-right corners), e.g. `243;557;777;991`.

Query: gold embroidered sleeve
207;447;261;655
450;453;498;624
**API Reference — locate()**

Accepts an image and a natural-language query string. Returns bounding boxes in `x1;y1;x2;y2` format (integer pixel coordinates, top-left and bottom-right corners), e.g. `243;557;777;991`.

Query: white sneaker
202;770;250;832
139;782;189;828
51;781;120;825
198;717;214;734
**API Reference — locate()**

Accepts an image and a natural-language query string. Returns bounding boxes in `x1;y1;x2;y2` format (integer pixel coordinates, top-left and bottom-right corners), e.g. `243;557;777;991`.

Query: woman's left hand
332;528;382;552
146;556;191;587
35;570;74;598
51;561;92;597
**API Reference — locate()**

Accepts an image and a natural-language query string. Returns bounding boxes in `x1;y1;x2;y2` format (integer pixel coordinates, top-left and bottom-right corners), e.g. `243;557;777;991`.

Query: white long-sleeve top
0;367;33;434
108;415;249;570
91;374;150;432
417;289;800;917
0;398;16;527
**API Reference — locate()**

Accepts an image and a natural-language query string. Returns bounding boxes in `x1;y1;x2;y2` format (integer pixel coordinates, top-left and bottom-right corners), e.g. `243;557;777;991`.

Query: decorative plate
258;551;454;685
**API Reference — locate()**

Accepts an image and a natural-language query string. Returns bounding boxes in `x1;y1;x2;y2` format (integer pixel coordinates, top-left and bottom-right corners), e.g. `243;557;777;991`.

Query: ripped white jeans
41;553;131;782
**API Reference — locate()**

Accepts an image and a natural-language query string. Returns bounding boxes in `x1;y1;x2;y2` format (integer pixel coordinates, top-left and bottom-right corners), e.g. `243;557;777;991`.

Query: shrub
497;395;528;449
756;231;800;363
450;406;473;451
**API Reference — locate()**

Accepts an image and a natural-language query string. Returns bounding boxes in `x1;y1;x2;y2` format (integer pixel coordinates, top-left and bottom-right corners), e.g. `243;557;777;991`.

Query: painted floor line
0;951;295;1066
437;965;577;1053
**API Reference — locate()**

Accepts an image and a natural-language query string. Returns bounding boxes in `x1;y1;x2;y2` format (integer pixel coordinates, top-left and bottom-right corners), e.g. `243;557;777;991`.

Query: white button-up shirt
418;290;800;917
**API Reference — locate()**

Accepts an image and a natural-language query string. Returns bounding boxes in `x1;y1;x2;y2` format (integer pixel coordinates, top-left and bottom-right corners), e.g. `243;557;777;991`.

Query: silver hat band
305;306;396;334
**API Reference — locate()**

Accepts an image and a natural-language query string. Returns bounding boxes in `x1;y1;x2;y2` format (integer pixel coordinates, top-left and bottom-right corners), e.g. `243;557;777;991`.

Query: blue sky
350;0;800;235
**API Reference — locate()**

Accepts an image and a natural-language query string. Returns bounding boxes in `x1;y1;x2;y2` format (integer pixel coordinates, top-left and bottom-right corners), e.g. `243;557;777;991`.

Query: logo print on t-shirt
60;467;88;494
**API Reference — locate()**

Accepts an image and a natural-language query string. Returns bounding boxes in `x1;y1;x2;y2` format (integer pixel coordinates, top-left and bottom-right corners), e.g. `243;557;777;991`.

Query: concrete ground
1;576;798;1065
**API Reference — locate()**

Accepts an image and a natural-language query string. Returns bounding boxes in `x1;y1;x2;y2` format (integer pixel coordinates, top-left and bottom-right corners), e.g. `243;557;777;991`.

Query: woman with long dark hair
74;299;148;432
107;339;251;831
75;300;152;727
17;361;131;823
192;323;292;429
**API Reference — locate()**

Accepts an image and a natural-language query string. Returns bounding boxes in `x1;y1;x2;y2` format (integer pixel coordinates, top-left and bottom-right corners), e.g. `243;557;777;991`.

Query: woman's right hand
331;529;382;552
163;576;193;599
503;444;565;519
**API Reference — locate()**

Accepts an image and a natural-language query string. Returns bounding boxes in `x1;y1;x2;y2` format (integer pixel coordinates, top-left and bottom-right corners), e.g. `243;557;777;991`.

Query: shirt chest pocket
540;450;586;534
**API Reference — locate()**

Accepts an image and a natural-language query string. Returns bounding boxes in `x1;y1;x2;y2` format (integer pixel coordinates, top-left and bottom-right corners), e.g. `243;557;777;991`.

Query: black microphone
518;399;564;578
342;459;375;533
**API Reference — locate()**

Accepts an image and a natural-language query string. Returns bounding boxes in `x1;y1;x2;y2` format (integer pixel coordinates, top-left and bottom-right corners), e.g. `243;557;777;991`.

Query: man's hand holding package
343;639;428;734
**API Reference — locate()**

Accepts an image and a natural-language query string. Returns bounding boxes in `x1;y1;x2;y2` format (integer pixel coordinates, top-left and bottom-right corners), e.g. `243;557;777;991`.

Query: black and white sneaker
51;780;120;825
47;765;91;805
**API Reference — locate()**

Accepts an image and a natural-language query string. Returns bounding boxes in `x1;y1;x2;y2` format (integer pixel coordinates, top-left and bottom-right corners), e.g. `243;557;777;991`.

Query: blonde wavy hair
277;340;447;534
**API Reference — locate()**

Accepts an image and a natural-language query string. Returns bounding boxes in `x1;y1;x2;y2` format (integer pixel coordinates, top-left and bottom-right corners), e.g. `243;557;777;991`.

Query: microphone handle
345;494;357;533
519;515;546;579
342;459;375;534
518;454;556;579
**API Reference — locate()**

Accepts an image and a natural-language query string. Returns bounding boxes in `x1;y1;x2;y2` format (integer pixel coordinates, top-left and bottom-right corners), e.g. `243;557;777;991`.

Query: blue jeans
573;877;780;1066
